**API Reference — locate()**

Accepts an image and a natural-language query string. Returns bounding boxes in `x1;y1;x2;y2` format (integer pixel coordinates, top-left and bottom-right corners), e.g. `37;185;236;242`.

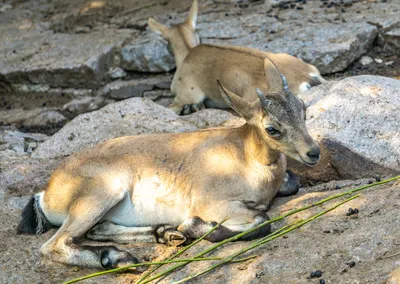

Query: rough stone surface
23;110;67;129
0;26;131;88
359;55;374;66
62;96;113;117
120;34;175;72
295;75;400;182
32;98;237;160
383;28;400;56
199;19;378;74
102;74;172;99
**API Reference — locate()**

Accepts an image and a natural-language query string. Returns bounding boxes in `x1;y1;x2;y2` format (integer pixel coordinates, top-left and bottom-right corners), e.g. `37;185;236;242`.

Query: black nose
307;147;320;160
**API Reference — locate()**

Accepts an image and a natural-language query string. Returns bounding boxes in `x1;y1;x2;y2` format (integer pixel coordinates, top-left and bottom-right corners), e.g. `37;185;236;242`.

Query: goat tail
17;192;51;235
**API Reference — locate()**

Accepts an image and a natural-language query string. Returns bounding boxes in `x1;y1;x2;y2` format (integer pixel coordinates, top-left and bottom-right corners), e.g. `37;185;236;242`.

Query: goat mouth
299;155;319;167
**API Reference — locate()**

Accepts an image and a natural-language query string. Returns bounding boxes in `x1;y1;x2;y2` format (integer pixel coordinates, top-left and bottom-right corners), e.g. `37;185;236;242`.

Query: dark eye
265;126;282;138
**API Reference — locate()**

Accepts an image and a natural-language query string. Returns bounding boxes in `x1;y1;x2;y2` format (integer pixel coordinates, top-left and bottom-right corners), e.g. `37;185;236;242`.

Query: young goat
148;0;326;115
17;61;320;269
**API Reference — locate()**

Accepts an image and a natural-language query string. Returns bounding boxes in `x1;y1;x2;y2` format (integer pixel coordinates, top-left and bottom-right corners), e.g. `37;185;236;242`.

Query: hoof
100;247;138;269
181;102;205;115
156;225;187;246
276;170;300;197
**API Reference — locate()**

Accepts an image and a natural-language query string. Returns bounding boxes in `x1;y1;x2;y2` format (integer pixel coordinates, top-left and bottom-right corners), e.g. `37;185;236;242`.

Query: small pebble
375;177;381;182
368;180;374;184
347;260;356;268
310;270;323;278
335;185;341;189
320;280;326;284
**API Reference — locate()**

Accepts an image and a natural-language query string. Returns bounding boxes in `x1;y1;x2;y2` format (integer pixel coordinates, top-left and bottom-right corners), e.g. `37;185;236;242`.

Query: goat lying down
17;63;320;269
148;0;326;115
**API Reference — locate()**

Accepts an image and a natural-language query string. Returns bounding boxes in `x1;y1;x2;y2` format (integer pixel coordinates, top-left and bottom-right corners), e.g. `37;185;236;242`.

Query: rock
0;108;49;126
102;75;172;99
359;56;374;65
3;84;93;111
32;98;237;159
383;28;400;56
143;89;175;107
294;75;400;182
0;26;131;88
107;67;127;79
62;96;112;117
0;4;12;13
22;110;67;134
120;33;175;72
0;127;49;155
198;15;378;74
374;58;383;64
181;109;241;129
143;89;174;101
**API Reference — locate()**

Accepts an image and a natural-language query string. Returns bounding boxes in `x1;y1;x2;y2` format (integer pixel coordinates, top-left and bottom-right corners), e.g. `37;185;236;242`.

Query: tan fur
148;0;325;114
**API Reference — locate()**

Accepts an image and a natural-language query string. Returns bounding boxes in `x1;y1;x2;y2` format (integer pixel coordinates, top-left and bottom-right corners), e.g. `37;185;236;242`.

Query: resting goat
17;62;320;269
148;0;326;115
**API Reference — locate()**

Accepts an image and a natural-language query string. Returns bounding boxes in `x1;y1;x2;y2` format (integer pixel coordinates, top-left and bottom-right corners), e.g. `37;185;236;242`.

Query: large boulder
32;98;237;159
120;34;175;73
198;16;378;75
294;75;400;182
0;25;131;88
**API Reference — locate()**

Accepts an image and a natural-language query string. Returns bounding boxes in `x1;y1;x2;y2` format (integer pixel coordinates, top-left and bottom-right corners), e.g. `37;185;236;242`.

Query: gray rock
200;18;378;74
107;67;127;79
62;96;112;117
0;4;12;13
0;26;131;88
0;127;49;155
383;28;400;56
0;108;49;126
295;75;400;181
33;98;237;159
120;33;175;72
143;89;174;101
102;75;172;99
23;110;67;129
143;89;175;107
359;56;374;66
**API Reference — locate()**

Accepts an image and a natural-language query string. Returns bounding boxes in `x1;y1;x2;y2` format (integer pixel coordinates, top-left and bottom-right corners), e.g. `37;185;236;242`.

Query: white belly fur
102;176;189;227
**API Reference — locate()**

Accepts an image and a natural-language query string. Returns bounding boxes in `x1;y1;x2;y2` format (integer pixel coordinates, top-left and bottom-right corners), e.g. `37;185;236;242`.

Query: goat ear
148;18;169;36
217;80;254;119
185;0;198;31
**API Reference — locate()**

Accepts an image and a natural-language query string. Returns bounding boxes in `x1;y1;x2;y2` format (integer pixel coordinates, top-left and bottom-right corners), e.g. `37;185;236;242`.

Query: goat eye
265;126;282;138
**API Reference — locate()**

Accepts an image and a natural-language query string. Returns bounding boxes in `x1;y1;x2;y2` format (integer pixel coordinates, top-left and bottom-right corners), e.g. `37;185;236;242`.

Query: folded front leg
177;213;270;243
87;222;187;246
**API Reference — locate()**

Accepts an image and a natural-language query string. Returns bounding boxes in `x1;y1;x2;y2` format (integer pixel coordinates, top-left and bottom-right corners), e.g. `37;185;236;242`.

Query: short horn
256;88;272;108
281;74;289;93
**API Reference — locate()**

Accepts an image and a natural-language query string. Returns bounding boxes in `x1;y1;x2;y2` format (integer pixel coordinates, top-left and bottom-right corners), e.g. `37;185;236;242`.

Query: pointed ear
185;0;198;31
148;18;169;36
217;80;254;119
